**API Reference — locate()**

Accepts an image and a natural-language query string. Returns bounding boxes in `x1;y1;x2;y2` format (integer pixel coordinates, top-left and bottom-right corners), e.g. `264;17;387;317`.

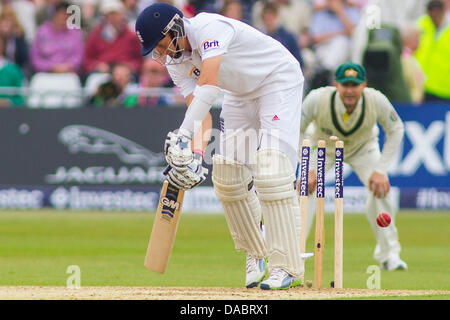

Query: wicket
299;138;344;289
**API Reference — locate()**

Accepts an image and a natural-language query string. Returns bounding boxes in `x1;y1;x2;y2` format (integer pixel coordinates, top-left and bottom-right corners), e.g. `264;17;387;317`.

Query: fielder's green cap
335;62;366;84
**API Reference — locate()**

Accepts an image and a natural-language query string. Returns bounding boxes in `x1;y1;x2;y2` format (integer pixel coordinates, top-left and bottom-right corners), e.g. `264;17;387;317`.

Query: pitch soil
1;286;448;300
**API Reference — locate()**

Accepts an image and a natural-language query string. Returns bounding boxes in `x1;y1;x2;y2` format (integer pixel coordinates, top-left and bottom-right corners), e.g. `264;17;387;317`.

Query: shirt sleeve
196;20;235;60
374;91;405;174
167;65;197;98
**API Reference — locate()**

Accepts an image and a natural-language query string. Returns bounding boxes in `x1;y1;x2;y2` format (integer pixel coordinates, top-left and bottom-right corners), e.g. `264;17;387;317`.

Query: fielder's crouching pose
300;62;408;271
136;3;305;290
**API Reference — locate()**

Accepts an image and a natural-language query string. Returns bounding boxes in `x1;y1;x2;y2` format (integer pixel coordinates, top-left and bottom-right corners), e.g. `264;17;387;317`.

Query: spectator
221;0;244;21
0;36;25;107
310;0;360;74
138;58;184;107
122;0;140;30
219;0;255;24
346;0;369;8
261;2;303;65
252;0;312;39
90;63;138;108
84;0;143;75
362;24;412;103
136;0;156;13
400;22;425;105
30;2;84;74
446;0;450;23
351;0;429;63
415;0;450;102
0;0;37;43
0;7;28;68
189;0;223;15
35;0;65;26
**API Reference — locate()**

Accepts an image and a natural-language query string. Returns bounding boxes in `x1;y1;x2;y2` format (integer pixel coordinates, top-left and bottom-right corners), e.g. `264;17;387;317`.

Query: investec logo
335;148;344;198
316;148;325;198
299;147;310;196
388;112;450;176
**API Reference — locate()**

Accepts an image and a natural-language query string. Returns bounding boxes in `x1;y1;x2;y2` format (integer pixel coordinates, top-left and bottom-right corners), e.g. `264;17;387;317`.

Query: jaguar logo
58;125;165;167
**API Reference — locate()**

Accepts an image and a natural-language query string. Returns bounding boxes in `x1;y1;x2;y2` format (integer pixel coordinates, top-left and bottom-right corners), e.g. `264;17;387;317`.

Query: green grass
0;210;449;295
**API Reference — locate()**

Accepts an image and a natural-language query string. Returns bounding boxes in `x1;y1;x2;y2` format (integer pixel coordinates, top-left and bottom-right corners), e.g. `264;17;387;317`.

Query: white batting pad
254;149;303;277
212;155;267;258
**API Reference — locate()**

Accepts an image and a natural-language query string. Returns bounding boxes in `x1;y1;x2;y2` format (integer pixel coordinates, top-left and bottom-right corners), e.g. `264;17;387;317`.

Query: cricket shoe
245;254;268;288
381;255;408;271
259;268;302;290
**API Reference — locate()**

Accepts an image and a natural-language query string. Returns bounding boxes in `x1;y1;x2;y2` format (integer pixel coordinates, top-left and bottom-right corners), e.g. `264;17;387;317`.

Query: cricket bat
144;178;185;273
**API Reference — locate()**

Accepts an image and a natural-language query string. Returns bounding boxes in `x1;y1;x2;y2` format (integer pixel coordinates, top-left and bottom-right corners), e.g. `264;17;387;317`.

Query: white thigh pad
212;155;266;258
253;149;303;277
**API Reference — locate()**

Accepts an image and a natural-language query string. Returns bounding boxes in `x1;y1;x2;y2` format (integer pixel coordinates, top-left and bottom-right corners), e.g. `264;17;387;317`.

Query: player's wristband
193;149;204;161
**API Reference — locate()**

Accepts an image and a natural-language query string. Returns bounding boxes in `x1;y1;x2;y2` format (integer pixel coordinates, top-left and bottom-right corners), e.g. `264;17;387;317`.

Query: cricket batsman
135;3;305;289
300;62;408;270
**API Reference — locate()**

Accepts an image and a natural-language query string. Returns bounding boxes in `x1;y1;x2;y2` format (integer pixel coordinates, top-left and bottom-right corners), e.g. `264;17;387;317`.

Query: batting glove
164;128;193;171
166;152;209;190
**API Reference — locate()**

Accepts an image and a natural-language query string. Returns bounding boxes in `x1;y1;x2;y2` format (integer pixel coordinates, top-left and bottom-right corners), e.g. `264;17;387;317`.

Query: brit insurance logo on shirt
200;39;220;53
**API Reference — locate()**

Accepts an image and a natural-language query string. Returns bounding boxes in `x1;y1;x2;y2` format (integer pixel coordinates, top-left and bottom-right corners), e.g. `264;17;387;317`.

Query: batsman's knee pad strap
212;155;266;258
253;149;303;277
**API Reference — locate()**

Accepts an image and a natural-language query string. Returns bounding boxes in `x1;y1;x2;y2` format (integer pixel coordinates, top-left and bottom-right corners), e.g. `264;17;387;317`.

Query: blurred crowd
0;0;449;108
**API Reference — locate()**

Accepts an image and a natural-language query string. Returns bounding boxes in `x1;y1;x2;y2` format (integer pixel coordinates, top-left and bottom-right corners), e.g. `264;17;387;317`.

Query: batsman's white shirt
167;13;304;168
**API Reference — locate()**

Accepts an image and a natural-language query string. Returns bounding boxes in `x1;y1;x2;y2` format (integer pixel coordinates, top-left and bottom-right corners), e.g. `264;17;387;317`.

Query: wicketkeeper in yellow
300;62;407;270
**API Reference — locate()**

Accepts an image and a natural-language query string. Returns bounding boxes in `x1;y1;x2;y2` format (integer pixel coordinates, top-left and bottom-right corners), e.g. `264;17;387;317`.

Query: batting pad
254;149;303;277
212;155;267;258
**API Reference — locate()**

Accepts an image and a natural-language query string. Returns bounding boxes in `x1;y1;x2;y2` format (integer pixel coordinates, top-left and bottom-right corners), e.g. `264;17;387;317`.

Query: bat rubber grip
163;165;172;176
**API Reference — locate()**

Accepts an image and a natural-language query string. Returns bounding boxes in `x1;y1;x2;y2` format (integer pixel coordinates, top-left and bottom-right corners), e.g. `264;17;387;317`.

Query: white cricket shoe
245;254;268;288
260;268;302;290
381;255;408;271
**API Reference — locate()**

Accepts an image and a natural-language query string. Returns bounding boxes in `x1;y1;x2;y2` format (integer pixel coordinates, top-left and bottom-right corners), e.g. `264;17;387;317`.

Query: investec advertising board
0;104;449;212
0;108;177;211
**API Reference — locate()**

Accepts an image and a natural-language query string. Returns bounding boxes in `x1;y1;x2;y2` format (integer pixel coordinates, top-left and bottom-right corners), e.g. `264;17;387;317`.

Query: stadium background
0;0;448;213
0;0;449;300
0;105;449;213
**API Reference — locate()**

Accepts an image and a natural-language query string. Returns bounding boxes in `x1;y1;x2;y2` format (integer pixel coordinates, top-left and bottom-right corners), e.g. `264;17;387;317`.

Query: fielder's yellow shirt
415;15;450;99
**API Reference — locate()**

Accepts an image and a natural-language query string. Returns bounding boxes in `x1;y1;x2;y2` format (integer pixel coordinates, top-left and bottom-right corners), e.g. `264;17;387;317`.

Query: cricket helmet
135;3;185;57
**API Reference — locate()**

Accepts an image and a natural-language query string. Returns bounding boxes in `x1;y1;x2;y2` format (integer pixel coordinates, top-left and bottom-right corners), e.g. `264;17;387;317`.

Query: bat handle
163;165;172;176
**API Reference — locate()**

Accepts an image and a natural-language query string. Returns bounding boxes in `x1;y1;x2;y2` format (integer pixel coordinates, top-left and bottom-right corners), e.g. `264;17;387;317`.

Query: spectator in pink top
30;1;84;74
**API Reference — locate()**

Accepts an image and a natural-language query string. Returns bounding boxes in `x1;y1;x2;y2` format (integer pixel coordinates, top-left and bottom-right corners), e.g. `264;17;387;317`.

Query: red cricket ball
377;212;391;228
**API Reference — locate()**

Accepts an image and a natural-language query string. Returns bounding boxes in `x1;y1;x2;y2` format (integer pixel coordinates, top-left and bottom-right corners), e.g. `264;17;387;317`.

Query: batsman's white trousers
216;84;304;276
305;138;402;264
218;84;303;171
